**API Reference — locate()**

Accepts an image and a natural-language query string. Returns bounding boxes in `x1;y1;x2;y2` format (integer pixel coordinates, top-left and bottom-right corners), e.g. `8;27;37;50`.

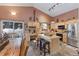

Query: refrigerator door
67;24;77;47
67;24;75;39
75;23;79;47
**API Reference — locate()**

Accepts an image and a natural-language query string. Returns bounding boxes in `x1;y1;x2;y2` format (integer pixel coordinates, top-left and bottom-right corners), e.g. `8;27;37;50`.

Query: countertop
39;34;61;42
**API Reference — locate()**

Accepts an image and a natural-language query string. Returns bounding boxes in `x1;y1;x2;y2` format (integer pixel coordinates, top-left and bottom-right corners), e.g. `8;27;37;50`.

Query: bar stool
40;38;50;56
44;41;50;56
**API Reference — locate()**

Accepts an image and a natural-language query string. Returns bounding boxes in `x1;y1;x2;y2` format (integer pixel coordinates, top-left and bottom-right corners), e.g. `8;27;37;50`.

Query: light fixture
49;3;62;11
11;11;16;16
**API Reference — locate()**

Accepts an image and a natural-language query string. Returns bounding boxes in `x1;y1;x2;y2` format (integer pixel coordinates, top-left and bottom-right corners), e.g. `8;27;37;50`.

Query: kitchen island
38;34;61;55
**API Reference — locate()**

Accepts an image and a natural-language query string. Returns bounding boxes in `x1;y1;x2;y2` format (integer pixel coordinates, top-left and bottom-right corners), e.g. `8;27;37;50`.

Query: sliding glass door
14;22;24;48
2;21;14;38
1;20;24;38
1;20;24;52
14;22;23;38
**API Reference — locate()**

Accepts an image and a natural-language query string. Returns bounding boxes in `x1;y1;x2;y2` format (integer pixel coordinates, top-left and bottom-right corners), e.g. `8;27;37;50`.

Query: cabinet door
63;33;67;43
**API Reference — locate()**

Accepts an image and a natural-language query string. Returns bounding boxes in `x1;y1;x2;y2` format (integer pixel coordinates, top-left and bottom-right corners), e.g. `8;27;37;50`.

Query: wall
0;6;34;22
34;8;53;23
0;6;77;23
54;9;78;22
0;6;53;23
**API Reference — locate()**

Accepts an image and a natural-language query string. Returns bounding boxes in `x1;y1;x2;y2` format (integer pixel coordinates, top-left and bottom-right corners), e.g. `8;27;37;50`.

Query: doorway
1;20;24;54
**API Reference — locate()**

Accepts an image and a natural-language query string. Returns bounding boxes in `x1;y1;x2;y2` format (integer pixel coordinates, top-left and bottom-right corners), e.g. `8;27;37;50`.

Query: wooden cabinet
50;35;61;55
56;32;68;44
63;33;67;43
19;38;29;56
28;21;40;41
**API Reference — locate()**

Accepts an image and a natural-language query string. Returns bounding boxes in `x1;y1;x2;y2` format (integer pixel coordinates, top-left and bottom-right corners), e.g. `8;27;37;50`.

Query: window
3;22;13;29
14;23;22;29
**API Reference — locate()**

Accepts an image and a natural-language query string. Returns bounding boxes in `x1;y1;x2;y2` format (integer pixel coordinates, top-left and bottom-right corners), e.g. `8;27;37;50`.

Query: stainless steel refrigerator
67;23;79;47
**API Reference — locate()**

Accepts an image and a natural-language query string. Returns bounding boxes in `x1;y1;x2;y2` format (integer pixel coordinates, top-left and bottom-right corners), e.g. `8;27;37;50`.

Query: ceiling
0;3;79;17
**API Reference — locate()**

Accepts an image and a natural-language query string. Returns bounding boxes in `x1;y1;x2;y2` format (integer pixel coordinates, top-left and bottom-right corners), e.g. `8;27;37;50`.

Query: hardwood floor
0;42;20;56
0;40;79;56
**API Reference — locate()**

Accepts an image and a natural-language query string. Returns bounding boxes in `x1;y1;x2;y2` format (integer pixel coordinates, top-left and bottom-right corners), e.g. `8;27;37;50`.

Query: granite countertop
50;35;61;39
38;34;61;42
